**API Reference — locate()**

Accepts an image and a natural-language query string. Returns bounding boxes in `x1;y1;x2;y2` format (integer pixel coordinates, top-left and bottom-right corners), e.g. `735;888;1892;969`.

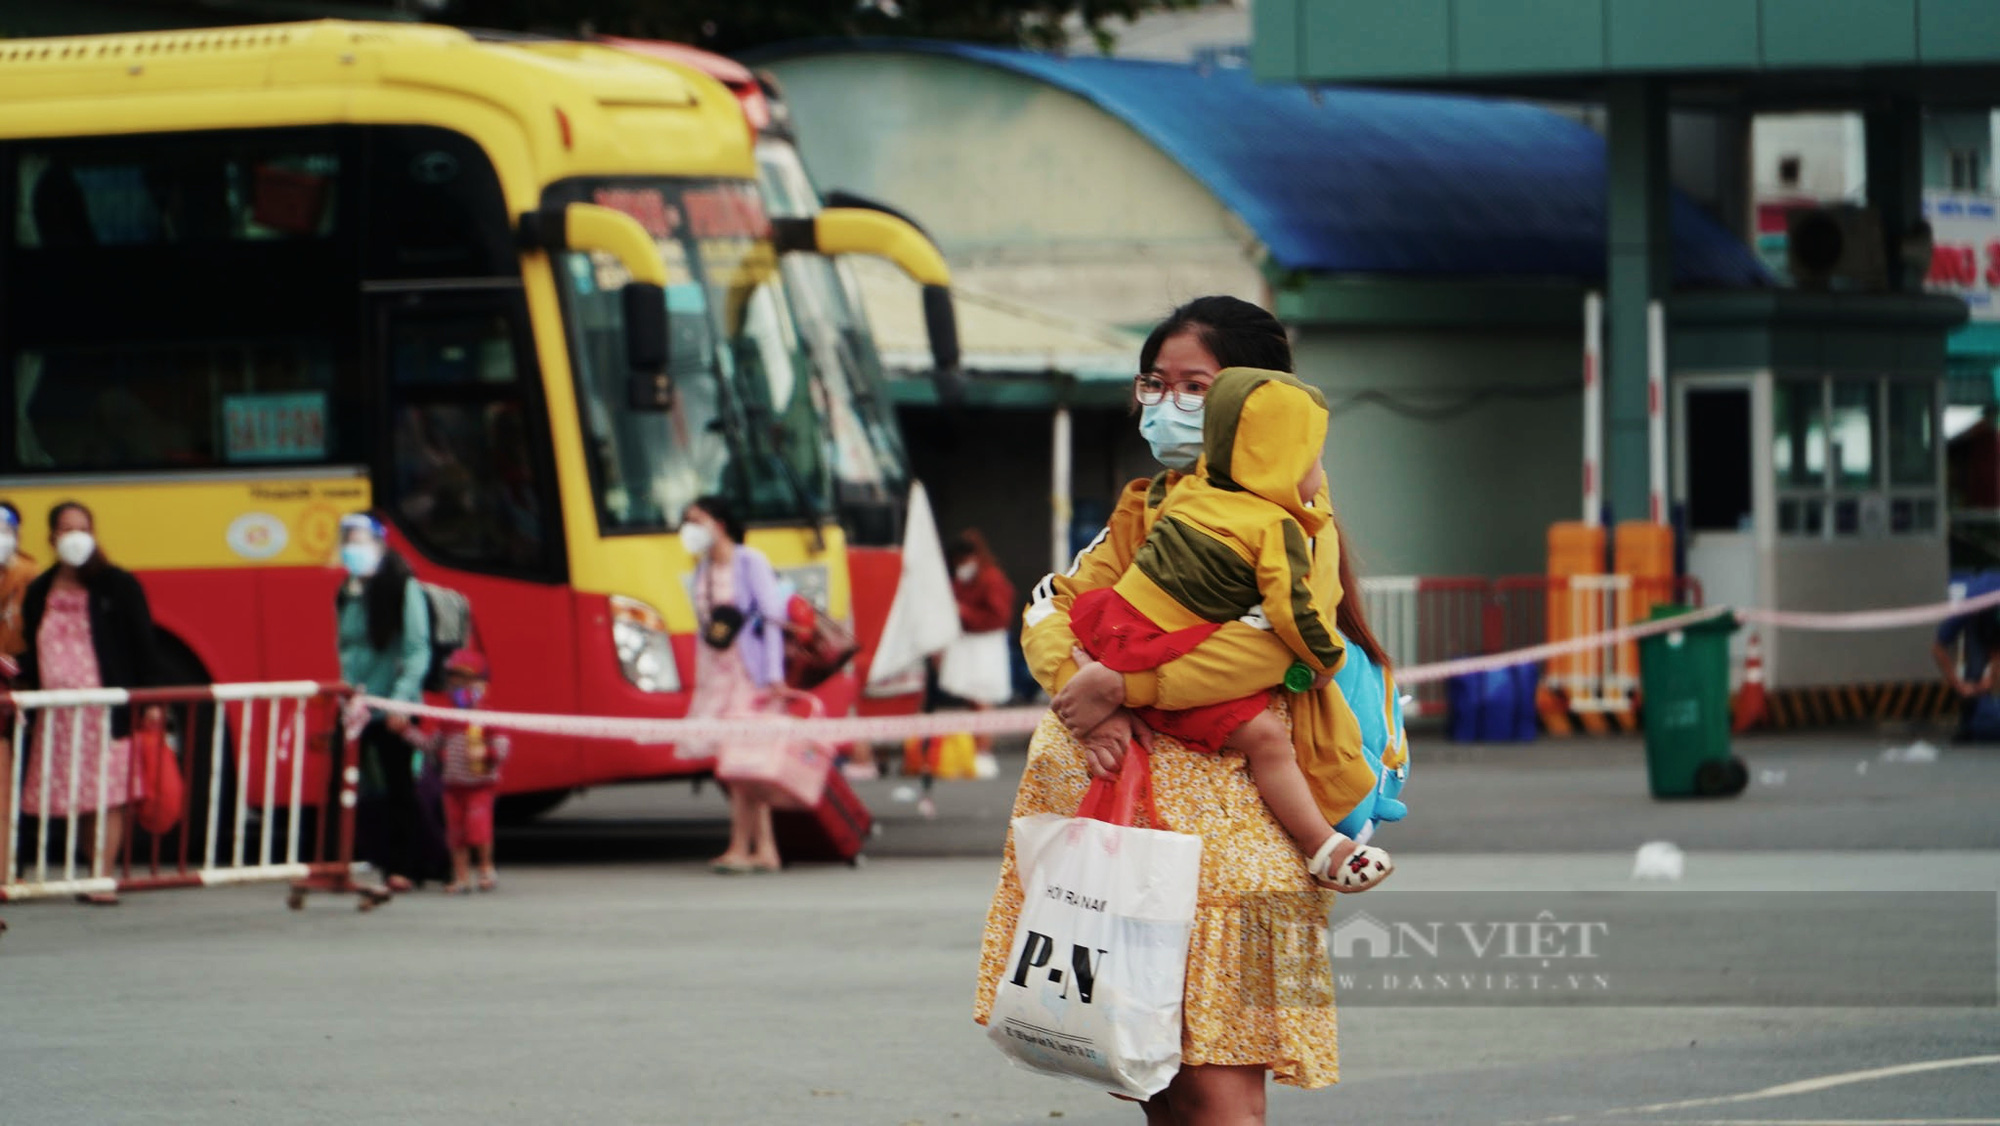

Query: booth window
1774;375;1939;538
1829;380;1877;491
1888;383;1937;487
1774;378;1827;535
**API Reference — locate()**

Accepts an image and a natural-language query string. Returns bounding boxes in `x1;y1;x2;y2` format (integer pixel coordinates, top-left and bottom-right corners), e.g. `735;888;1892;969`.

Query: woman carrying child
976;297;1400;1125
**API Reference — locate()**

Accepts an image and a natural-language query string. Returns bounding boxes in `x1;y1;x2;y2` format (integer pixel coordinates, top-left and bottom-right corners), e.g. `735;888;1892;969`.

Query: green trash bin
1637;605;1748;799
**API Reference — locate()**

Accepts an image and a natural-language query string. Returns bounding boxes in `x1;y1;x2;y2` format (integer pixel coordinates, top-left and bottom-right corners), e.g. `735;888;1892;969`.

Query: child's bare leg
449;845;470;891
1224;713;1334;855
1224;711;1393;893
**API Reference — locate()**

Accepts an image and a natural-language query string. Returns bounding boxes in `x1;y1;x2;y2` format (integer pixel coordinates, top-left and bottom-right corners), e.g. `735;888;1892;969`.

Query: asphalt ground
3;725;1997;1125
513;728;2000;859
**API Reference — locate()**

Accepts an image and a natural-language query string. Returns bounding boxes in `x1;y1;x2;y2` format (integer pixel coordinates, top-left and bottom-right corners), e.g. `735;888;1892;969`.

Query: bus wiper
749;404;826;553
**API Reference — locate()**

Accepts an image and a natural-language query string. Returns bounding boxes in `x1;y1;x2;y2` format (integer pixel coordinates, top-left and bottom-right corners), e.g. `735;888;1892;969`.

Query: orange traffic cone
1732;631;1768;733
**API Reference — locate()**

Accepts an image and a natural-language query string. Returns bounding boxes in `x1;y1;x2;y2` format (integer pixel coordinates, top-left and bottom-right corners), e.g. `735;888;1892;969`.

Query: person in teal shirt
336;513;437;893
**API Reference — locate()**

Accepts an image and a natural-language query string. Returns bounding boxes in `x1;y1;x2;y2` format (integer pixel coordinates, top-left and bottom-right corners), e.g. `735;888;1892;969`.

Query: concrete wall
764;52;1264;330
1752;108;2000;199
1923;109;1996;192
1293;326;1584;578
1752;113;1866;201
1768;537;1945;685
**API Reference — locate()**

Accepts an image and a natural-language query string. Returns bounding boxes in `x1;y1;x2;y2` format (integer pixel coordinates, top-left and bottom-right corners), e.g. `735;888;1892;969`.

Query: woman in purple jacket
680;494;791;873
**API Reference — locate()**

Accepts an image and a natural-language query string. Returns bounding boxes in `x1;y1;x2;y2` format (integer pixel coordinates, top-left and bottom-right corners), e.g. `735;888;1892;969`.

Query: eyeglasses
1134;374;1209;413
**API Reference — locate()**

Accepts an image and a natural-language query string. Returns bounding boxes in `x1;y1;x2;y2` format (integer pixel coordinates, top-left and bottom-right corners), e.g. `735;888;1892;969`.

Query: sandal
1307;833;1394;893
385;875;416;894
477;871;498;893
356;887;393;912
442;882;471;896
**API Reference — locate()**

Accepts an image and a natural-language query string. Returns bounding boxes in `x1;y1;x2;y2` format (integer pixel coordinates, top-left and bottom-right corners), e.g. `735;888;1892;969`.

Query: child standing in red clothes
422;649;509;894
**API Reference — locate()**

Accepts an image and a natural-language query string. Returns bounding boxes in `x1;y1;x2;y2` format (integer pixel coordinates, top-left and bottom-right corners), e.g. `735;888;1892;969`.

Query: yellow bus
600;35;950;717
0;21;954;804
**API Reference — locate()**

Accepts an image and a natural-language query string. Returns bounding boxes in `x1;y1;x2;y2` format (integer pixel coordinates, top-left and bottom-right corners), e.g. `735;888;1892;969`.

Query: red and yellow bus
600;35;949;715
0;22;954;810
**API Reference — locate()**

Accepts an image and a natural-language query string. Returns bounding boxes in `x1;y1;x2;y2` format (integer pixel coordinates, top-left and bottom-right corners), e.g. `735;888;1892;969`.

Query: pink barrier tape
1396;587;2000;687
350;589;2000;742
1393;606;1733;687
356;695;1051;745
1735;587;2000;632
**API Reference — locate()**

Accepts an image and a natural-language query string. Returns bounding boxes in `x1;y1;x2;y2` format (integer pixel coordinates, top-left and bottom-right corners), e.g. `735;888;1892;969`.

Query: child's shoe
1307;832;1393;893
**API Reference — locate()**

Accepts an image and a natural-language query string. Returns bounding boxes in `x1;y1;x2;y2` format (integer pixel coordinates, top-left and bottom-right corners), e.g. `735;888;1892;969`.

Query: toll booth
1669;291;1961;688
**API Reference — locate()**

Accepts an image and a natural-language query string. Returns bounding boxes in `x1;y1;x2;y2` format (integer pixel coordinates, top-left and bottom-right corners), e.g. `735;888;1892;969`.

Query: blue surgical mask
450;685;485;709
341;541;383;578
1139;401;1206;471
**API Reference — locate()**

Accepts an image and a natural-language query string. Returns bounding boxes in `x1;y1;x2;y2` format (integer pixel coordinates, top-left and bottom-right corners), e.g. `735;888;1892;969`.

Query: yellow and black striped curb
1762;682;1957;729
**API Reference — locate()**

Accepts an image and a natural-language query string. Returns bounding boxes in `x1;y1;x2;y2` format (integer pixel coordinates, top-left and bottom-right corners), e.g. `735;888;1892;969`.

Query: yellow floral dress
974;705;1341;1089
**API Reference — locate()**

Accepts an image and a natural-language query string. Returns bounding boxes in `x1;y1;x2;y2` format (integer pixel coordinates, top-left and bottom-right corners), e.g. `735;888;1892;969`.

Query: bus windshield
550;178;830;534
754;141;912;535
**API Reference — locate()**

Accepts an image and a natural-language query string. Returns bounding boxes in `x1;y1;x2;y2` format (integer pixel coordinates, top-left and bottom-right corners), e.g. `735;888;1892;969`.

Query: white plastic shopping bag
939;629;1014;705
988;749;1202;1098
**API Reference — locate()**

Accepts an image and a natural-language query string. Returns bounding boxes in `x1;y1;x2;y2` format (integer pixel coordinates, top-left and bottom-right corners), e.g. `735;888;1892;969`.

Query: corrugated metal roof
754;39;1770;286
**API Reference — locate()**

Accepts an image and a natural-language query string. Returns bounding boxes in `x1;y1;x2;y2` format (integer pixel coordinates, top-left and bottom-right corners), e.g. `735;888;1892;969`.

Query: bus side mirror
922;283;965;406
623;283;672;411
921;283;960;374
520;203;673;410
784;201;964;406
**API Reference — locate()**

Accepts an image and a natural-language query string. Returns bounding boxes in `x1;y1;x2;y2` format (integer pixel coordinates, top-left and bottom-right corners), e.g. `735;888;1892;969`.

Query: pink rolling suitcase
714;689;834;811
771;766;873;867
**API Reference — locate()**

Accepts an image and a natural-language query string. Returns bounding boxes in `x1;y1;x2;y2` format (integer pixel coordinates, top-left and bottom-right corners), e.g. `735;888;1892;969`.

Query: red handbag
782;595;859;691
133;723;184;837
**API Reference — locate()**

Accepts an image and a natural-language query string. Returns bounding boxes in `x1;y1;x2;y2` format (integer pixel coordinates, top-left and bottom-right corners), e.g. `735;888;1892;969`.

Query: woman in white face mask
15;500;166;904
981;298;1397;1124
679;494;794;873
333;513;444;897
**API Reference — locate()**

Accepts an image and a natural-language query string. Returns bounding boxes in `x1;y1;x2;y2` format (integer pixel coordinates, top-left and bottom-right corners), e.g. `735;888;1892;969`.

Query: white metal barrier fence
1;682;360;903
1358;574;1702;717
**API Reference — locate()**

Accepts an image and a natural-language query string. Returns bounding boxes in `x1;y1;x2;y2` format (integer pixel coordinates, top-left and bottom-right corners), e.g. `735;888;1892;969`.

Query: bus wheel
495;789;573;825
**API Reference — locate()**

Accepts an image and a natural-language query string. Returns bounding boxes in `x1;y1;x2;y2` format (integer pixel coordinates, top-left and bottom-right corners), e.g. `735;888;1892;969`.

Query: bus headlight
610;595;681;693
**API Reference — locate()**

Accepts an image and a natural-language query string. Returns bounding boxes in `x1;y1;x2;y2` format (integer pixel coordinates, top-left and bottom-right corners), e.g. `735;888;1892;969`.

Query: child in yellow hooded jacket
1068;367;1393;892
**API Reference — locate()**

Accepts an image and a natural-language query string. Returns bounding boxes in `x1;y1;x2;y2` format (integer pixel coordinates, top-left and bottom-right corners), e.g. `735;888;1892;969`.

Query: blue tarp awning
754;40;1771;287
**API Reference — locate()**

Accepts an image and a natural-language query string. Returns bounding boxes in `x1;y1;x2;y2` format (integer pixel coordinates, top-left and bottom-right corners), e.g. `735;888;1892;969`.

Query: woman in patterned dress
977;297;1396;1124
16;501;165;904
679;494;792;874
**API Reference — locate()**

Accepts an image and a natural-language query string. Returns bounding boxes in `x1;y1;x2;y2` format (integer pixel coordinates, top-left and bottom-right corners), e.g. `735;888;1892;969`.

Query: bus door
370;285;578;782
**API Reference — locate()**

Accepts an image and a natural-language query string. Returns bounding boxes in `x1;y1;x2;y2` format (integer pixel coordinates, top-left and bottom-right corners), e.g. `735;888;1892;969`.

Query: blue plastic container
1447;666;1540;743
1511;663;1541;741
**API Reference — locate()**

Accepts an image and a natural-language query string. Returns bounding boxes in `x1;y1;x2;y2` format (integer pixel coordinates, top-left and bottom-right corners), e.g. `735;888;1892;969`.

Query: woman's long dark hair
1333;520;1391;671
689;494;746;544
1139;295;1293;374
48;499;110;579
362;549;415;654
1138;297;1389;669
